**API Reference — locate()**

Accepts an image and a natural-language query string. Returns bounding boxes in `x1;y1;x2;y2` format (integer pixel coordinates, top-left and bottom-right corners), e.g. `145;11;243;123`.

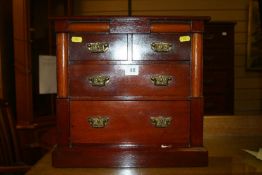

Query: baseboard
52;145;208;168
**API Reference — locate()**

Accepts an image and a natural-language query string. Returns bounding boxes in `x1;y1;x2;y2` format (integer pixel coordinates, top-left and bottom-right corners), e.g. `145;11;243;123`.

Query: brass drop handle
150;116;172;128
151;42;172;52
89;75;110;87
151;75;172;86
87;116;109;128
87;42;109;53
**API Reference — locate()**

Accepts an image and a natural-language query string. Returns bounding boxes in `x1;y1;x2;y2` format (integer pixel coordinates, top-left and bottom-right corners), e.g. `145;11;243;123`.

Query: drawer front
70;101;190;145
69;63;190;97
69;33;128;61
133;34;191;61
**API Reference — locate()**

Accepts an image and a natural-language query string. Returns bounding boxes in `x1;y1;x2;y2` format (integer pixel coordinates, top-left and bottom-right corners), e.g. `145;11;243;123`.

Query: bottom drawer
70;101;190;146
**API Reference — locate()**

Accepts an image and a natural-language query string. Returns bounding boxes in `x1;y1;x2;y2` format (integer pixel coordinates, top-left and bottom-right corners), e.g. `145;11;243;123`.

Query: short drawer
69;33;128;61
133;34;191;61
70;100;190;146
69;63;190;97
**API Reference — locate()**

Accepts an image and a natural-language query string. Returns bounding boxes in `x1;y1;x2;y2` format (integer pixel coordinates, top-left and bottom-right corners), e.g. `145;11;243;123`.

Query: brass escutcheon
87;116;109;128
151;75;172;86
89;75;110;87
151;42;172;52
87;42;109;53
150;116;172;128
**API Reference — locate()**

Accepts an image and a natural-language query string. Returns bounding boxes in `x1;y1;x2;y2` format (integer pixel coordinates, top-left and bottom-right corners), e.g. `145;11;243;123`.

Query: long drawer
70;100;190;146
69;63;190;97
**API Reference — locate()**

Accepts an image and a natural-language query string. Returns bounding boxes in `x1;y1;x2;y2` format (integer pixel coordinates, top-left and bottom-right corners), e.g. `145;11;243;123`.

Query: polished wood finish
56;99;70;146
132;34;191;61
192;33;203;97
69;34;128;61
27;115;262;174
68;23;110;32
69;64;190;97
27;132;262;174
53;16;208;167
150;23;191;33
70;101;190;145
110;18;150;33
57;33;69;98
53;146;207;167
190;97;204;146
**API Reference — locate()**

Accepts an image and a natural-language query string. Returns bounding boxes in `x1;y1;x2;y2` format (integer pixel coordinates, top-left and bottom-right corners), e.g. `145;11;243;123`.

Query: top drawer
69;33;191;61
133;34;191;61
69;33;128;61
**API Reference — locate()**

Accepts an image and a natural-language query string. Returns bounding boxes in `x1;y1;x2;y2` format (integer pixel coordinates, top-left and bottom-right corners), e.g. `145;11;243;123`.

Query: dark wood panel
150;23;191;33
56;99;70;145
204;95;234;115
203;71;231;93
203;49;234;69
203;22;235;115
70;100;190;145
190;97;204;146
110;18;150;33
13;0;33;124
203;23;235;49
69;63;190;97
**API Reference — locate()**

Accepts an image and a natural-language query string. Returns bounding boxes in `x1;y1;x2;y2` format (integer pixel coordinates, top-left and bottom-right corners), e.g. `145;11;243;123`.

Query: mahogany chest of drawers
52;16;208;167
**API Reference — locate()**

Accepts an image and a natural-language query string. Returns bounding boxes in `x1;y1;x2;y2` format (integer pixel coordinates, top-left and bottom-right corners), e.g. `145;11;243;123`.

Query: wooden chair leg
0;100;31;173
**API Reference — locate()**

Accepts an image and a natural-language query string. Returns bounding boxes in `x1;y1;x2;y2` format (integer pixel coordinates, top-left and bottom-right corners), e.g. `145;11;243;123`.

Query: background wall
74;0;262;115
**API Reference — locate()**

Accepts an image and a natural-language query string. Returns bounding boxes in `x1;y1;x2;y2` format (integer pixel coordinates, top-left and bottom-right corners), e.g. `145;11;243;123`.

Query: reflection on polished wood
25;137;262;175
26;116;262;175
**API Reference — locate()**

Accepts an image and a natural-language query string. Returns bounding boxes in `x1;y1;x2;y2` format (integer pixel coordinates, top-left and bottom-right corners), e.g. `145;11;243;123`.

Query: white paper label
124;65;139;75
39;55;57;94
